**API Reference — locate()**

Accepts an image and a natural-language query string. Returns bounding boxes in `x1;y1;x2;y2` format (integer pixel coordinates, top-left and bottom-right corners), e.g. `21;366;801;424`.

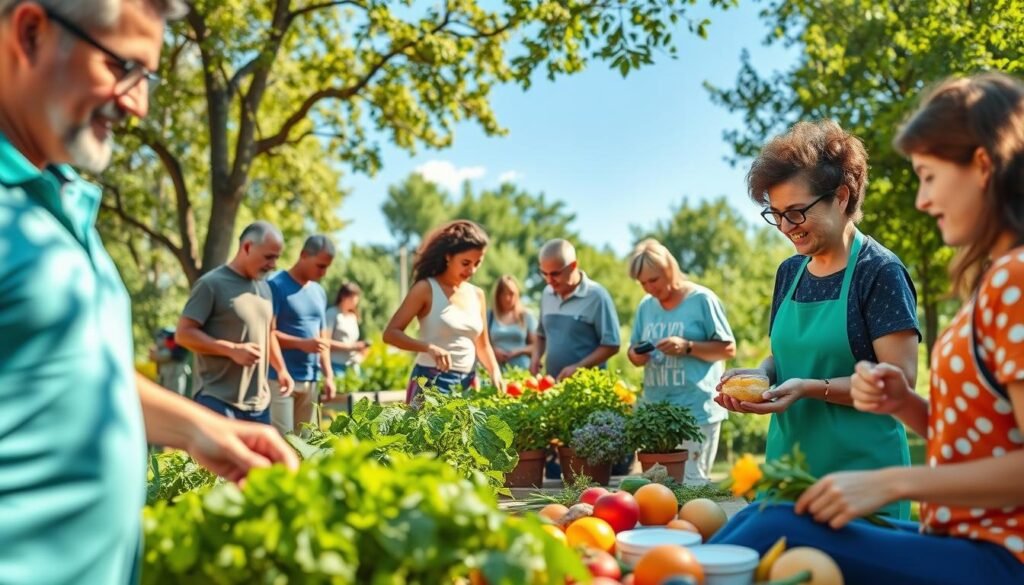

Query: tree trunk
201;190;244;276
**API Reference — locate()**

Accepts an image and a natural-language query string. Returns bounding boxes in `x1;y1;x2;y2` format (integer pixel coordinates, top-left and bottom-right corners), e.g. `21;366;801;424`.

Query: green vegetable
143;437;587;584
618;477;652;494
764;569;813;585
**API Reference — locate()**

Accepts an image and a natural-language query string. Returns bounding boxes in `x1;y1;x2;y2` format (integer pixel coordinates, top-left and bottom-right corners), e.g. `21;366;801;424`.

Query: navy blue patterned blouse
769;236;921;363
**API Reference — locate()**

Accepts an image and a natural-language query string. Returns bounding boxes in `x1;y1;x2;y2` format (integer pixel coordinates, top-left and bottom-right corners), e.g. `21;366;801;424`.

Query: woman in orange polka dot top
710;72;1024;584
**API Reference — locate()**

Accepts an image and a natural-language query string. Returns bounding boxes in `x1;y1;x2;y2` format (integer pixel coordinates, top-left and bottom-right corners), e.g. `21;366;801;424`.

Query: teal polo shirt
0;134;146;585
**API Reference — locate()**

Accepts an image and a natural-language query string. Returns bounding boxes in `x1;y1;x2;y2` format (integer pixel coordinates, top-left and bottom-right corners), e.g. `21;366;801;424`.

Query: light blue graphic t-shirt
630;285;734;425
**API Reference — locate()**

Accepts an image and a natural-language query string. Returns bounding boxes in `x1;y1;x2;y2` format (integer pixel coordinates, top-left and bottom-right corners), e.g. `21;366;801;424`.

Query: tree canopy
704;0;1016;351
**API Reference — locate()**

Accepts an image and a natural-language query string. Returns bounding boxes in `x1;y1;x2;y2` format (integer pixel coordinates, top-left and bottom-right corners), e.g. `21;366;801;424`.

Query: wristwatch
685;340;694;355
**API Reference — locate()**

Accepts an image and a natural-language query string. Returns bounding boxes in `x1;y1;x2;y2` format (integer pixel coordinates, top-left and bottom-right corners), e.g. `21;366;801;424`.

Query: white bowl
616;528;702;552
691;544;760;585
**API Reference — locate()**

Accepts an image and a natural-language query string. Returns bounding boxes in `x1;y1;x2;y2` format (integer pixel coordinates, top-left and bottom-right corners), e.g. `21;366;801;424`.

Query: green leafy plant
480;390;552;452
546;368;632;444
335;343;414;393
521;474;598;509
142;437;587;584
571;411;631;465
323;385;518;496
626;400;703;454
145;450;217;505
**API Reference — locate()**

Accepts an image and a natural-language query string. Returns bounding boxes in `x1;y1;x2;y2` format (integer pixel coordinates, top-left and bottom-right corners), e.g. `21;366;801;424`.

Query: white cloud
497;170;522;184
414;160;486;192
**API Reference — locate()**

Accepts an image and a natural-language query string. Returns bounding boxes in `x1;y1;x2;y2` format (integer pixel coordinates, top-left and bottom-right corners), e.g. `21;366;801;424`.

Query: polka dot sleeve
978;252;1024;387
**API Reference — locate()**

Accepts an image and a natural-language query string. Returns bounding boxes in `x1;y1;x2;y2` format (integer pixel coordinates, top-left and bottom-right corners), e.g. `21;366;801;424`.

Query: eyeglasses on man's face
539;261;576;280
760;193;830;227
44;8;161;96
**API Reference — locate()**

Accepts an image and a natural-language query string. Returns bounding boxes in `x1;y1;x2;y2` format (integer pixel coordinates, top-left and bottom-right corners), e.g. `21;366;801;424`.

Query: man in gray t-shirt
177;222;294;423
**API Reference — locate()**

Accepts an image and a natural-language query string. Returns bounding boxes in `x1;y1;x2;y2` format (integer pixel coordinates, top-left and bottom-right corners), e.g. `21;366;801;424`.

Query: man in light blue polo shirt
531;239;621;380
269;234;338;434
0;3;297;584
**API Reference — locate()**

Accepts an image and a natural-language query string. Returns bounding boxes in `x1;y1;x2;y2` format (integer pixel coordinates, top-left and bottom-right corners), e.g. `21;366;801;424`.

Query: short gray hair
0;0;188;29
539;238;576;264
239;221;283;246
302;234;336;257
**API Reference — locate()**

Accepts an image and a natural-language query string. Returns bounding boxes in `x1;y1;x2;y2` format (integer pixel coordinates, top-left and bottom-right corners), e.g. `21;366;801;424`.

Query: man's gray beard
48;101;120;174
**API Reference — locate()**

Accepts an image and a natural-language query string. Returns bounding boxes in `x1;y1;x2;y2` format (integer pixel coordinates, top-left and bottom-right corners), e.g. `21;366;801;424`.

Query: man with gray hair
177;221;295;424
531;238;621;380
268;234;338;434
0;3;296;584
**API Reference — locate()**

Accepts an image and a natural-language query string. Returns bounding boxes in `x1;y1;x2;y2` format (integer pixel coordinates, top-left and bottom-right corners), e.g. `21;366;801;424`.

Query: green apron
767;230;910;519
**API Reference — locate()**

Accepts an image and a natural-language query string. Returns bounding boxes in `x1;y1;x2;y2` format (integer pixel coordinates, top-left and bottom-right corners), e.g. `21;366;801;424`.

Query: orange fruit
538;503;569;524
634;483;679;526
666;519;701;534
632;545;704;585
541;523;567;544
564;517;617;552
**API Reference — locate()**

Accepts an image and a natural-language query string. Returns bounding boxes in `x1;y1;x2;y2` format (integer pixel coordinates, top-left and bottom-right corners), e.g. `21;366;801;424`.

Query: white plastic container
615;528;702;568
691;544;760;585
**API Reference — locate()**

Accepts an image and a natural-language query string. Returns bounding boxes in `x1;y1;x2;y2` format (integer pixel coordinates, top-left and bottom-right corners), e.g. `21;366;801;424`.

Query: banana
756;536;788;582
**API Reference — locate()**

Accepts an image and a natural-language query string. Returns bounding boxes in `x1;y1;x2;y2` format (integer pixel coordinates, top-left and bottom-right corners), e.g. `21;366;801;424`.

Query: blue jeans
406;364;476;403
710;503;1024;585
194;393;271;424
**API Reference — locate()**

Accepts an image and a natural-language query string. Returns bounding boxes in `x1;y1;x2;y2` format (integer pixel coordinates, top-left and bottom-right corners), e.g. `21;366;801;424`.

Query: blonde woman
627;238;737;483
488;275;537;371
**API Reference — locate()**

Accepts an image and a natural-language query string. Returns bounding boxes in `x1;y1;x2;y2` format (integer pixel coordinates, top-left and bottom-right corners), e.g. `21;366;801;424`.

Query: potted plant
546;368;632;444
487;391;552;488
626;401;703;482
563;411;631;486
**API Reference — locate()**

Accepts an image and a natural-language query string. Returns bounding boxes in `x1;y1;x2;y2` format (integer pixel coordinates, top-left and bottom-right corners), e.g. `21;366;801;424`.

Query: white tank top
415;278;484;373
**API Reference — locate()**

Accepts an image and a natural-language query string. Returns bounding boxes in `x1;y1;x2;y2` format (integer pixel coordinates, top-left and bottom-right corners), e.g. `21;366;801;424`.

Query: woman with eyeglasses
715;120;920;519
709;73;1024;585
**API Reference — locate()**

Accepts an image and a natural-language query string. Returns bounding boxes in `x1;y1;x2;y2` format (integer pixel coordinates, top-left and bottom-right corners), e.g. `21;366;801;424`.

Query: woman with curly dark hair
384;220;503;400
715;120;921;519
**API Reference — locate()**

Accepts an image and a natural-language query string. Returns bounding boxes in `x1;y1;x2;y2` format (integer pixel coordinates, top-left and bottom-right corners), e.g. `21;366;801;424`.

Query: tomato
634;483;679;526
591;578;622;585
538;503;569;524
620;575;635;585
506;381;522;397
593;491;640;533
524;377;540;391
565;517;617;552
538;375;556;391
632;545;704;585
583;548;622;580
579;487;610;506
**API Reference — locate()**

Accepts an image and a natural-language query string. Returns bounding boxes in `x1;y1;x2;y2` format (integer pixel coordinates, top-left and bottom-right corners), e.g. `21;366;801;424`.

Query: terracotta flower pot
637;450;689;483
505;449;547;488
558;446;612;486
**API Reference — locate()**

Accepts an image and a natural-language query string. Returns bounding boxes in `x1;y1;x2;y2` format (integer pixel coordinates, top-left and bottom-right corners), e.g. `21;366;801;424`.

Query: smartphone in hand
634;341;656;355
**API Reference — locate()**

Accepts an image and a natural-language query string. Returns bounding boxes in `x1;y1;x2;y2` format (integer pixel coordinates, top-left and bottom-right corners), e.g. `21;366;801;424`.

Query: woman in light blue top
627;239;737;483
488;275;538;372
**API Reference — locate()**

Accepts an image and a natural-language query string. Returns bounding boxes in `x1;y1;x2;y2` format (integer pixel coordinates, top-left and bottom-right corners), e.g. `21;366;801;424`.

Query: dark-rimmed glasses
760;193;829;226
539;261;576;279
45;8;160;95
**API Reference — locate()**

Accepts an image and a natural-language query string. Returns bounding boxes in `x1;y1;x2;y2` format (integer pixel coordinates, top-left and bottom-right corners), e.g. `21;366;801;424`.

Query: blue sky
339;2;798;256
